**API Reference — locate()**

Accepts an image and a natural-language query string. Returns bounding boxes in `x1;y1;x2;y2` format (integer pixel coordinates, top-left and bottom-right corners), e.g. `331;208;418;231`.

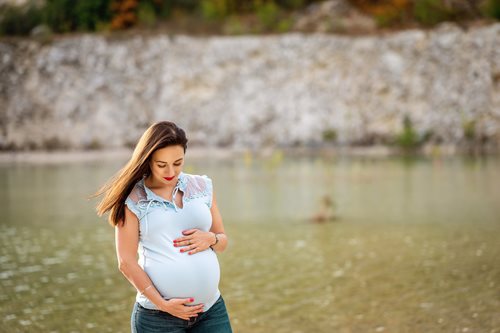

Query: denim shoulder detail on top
124;172;214;222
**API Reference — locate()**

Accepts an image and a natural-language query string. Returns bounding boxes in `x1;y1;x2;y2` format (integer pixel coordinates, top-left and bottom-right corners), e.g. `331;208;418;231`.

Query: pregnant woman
94;121;233;332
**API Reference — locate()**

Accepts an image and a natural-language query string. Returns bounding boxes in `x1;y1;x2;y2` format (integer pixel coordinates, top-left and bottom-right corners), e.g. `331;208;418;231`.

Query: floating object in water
310;195;337;223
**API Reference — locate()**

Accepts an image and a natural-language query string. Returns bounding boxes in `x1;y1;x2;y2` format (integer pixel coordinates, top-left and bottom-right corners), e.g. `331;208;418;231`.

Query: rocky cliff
1;23;499;150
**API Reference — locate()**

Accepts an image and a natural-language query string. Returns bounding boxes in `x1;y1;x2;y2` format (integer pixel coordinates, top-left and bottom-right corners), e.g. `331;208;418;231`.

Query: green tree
43;0;111;32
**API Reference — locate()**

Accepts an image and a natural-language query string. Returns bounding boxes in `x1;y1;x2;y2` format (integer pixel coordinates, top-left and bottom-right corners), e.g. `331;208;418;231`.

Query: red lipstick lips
164;176;175;181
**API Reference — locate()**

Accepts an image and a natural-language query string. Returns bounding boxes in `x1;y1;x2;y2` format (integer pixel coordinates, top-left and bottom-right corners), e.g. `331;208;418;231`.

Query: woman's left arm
206;191;228;253
174;190;228;254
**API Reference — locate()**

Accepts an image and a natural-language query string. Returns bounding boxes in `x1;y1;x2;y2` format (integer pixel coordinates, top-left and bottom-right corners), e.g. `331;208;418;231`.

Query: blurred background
1;1;499;332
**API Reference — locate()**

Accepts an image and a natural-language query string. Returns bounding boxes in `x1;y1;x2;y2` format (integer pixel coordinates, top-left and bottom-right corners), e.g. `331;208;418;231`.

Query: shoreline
0;145;498;164
0;147;246;164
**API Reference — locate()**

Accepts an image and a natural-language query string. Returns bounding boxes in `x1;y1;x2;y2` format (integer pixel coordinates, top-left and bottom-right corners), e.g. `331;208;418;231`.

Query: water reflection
0;154;499;332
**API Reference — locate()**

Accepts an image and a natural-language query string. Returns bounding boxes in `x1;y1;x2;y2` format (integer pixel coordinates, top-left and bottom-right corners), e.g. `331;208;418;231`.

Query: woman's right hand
160;298;204;320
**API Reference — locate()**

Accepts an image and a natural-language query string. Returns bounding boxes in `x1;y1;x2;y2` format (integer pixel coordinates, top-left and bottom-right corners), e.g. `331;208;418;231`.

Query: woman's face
148;145;185;185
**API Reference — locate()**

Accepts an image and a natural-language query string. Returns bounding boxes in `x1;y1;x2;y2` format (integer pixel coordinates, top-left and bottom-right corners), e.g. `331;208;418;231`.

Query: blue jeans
131;295;233;333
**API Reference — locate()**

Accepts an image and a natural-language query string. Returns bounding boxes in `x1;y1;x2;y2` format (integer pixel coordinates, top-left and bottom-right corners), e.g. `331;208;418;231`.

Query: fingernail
190;298;194;302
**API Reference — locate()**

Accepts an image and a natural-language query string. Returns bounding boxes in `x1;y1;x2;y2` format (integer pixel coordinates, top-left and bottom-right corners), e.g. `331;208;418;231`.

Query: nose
165;166;175;176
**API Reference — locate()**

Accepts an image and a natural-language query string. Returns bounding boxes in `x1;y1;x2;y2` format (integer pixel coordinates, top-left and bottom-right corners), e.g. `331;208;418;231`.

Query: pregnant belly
143;249;220;305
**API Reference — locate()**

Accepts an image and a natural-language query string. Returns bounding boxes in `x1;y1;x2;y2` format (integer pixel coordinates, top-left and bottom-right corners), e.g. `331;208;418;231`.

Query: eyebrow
155;158;184;164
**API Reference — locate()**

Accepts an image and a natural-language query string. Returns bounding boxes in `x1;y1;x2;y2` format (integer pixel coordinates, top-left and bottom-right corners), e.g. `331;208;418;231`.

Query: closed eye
157;163;182;168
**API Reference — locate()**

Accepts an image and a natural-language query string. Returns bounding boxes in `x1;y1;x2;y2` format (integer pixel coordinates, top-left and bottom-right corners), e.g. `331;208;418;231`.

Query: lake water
1;152;499;332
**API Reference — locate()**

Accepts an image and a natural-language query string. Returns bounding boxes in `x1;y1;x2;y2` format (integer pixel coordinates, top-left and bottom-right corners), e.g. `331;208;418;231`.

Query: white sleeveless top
125;172;220;312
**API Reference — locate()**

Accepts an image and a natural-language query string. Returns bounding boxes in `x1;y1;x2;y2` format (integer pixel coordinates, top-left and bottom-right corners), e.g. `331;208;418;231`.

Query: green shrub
200;0;230;20
413;0;451;26
322;129;338;142
43;0;77;32
375;11;405;28
138;1;157;27
85;138;104;150
277;0;305;10
223;16;246;34
43;136;70;151
256;1;280;30
375;13;395;28
43;0;111;32
75;0;111;31
463;119;476;141
396;115;420;150
0;3;43;36
276;17;292;32
482;0;500;20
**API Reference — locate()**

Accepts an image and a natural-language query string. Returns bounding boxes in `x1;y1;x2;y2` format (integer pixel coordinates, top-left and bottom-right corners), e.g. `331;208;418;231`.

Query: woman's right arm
115;206;204;319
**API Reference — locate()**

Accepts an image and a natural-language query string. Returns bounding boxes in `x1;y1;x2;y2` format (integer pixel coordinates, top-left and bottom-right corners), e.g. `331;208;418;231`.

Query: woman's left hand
173;229;215;255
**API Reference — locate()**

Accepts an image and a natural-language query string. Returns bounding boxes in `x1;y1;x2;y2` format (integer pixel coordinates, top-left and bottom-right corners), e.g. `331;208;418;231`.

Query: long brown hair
93;121;188;226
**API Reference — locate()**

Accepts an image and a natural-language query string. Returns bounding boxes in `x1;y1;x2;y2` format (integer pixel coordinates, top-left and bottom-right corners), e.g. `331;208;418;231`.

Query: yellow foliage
110;0;139;30
349;0;410;16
